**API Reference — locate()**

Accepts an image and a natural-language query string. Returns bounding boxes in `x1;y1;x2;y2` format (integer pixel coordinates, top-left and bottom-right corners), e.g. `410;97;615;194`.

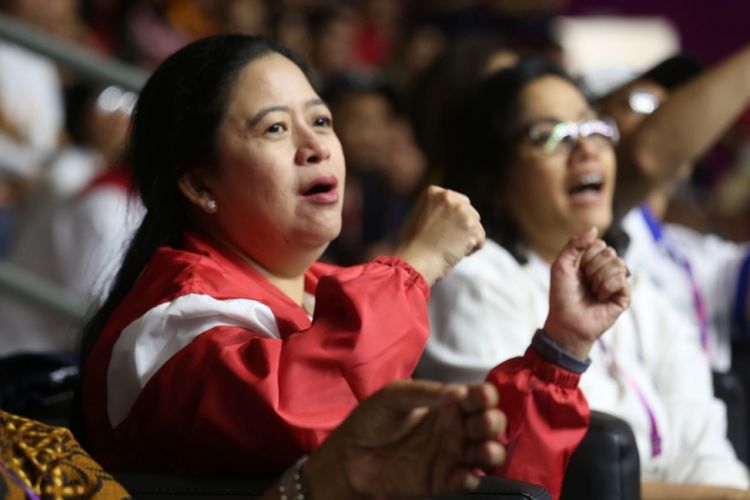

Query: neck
644;188;672;221
526;235;563;264
253;264;307;310
207;230;310;310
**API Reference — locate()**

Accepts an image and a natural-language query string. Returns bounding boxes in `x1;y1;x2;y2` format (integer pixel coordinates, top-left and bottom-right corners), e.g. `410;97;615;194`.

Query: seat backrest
560;410;641;500
713;369;748;464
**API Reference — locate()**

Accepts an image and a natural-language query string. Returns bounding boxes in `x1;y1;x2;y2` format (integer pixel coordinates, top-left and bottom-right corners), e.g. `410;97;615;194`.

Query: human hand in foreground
300;380;506;499
544;227;631;360
395;185;485;285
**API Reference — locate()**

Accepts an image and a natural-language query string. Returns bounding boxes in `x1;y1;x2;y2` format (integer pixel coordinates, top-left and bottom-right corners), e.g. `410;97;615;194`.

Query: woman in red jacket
79;34;629;498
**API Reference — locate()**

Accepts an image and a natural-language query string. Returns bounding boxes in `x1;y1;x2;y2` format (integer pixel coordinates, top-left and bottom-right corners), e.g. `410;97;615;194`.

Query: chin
296;223;342;249
578;209;612;234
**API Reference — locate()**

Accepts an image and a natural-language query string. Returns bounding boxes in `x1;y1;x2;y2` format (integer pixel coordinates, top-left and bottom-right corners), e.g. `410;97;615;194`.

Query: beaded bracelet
278;455;309;500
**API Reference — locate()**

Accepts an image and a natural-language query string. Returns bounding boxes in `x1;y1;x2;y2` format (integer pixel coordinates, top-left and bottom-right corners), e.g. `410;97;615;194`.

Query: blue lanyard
639;206;711;355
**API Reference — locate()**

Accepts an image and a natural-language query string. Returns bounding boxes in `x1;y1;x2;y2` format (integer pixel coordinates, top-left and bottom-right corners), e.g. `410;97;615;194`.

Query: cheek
216;159;289;211
509;158;564;201
329;136;347;173
603;150;618;192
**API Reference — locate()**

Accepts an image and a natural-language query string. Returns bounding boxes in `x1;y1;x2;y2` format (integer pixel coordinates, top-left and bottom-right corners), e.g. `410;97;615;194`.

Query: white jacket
623;207;750;372
416;239;748;487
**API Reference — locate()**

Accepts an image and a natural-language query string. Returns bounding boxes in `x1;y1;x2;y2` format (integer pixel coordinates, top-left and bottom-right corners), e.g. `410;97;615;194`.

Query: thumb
555;227;598;268
374;380;468;414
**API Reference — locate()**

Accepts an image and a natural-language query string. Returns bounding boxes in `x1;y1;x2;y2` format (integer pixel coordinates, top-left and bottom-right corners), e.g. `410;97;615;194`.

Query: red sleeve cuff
372;255;430;300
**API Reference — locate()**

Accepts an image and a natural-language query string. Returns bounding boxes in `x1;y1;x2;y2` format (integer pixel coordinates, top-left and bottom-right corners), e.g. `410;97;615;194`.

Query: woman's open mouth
300;176;339;204
567;172;605;204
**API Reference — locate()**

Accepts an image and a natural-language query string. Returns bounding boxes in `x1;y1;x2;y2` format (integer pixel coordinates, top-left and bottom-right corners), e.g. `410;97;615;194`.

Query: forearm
486;346;589;499
260;440;360;500
616;44;750;214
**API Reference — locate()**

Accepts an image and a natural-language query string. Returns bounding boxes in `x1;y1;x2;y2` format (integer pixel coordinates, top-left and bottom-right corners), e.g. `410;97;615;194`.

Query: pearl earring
205;199;217;212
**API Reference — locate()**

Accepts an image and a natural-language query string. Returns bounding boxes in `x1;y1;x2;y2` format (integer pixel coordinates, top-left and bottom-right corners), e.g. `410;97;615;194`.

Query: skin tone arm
615;44;750;217
260;380;506;499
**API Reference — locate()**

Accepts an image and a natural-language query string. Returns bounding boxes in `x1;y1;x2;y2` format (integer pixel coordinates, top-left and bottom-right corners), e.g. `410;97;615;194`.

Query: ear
177;170;218;214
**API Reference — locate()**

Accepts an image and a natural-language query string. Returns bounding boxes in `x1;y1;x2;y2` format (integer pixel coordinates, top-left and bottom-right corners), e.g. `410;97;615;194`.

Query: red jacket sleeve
485;347;590;500
92;257;430;473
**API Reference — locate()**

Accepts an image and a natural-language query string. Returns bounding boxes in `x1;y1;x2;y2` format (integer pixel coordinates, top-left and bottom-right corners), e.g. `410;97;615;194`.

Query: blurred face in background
331;90;426;193
331;91;392;171
598;79;668;138
315;9;357;76
219;0;268;36
504;75;617;260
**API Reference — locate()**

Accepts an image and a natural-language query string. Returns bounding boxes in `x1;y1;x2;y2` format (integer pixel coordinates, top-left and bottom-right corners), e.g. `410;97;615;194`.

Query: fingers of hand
446;468;482;493
556;228;598;268
580;239;608;271
572;226;599;250
377;380;466;413
465;408;506;441
467;222;486;255
463;440;506;470
460;383;499;412
581;242;617;281
584;255;629;301
436;189;485;255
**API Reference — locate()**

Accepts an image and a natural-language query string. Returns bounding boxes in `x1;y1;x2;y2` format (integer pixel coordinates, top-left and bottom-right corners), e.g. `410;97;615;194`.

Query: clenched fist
544;227;631;359
395;185;485;286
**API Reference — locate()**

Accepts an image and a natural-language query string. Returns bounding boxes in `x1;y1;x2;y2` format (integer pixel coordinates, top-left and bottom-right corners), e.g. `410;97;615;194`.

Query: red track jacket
83;230;588;498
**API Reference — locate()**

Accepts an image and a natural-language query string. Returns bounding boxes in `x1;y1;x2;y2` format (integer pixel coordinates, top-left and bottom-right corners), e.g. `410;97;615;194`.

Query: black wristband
531;329;591;374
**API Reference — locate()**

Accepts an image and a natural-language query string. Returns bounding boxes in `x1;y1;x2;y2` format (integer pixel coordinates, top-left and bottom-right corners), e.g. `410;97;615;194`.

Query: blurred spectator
395;22;446;80
309;6;359;85
273;5;314;63
81;0;131;55
411;33;518;174
0;83;140;357
587;48;750;372
353;0;402;67
713;111;750;243
0;0;67;254
217;0;270;36
324;73;427;264
121;0;194;68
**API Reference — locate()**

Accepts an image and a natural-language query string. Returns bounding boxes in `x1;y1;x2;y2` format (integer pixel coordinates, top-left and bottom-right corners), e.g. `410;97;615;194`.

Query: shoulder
433;239;530;301
664;223;747;262
452;239;522;280
109;244;263;330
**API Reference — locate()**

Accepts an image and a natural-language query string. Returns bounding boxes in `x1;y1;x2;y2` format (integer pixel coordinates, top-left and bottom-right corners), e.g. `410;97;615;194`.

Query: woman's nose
571;134;605;159
295;129;331;166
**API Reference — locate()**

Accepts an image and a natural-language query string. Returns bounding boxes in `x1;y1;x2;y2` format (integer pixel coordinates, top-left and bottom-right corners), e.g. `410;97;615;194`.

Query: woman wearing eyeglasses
416;59;750;498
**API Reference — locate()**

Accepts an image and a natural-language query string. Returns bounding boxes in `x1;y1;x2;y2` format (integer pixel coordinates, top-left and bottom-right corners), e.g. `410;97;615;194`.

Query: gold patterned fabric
0;411;129;499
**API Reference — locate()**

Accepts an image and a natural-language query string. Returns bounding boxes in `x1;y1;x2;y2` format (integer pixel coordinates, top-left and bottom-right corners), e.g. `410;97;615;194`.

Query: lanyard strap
598;339;663;457
640;206;711;355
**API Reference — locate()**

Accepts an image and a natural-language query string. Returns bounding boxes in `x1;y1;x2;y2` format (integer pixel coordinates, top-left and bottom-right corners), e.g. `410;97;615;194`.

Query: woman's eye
531;131;552;146
266;123;286;134
314;116;332;128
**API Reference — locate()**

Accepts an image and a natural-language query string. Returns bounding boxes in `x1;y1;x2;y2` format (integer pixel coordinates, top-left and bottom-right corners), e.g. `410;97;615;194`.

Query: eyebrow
247;98;329;128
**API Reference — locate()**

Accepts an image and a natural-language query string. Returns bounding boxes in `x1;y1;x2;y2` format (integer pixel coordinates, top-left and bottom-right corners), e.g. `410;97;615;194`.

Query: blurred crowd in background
0;0;748;272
